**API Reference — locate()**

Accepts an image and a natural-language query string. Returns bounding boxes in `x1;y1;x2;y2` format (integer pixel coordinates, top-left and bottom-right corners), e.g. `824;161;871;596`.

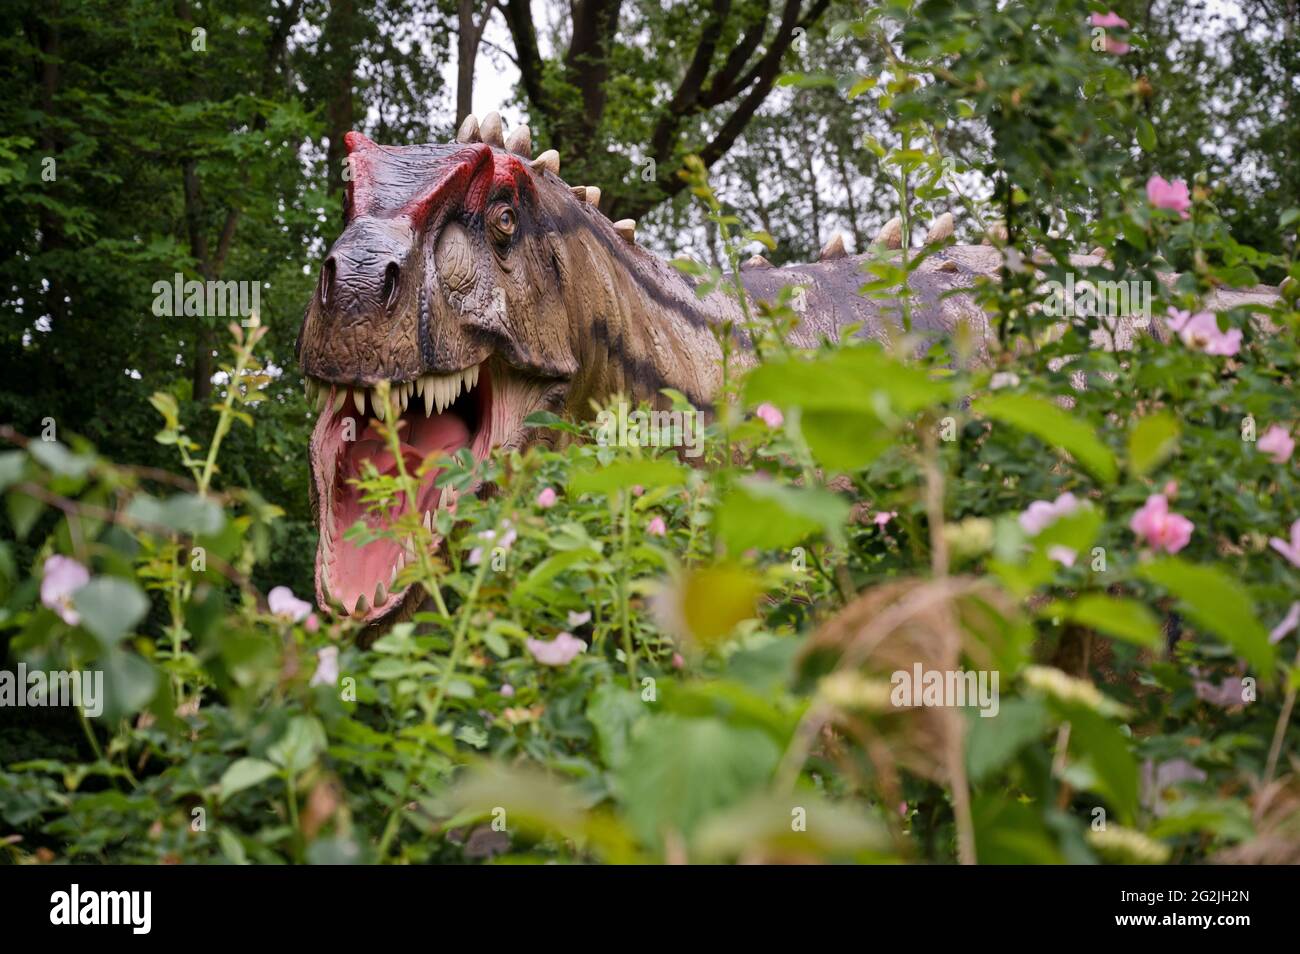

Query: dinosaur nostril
381;261;401;310
320;258;336;309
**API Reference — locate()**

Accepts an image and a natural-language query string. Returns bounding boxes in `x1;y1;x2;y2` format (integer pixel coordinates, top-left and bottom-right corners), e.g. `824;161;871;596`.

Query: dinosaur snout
318;254;403;316
298;215;421;382
317;218;414;325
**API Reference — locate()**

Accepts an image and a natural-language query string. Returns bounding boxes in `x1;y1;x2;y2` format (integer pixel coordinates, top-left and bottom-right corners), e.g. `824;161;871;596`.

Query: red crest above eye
343;131;378;218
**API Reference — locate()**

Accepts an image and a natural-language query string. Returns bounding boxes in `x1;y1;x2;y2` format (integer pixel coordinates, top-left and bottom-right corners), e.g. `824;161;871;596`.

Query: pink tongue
332;411;472;612
346;414;472;476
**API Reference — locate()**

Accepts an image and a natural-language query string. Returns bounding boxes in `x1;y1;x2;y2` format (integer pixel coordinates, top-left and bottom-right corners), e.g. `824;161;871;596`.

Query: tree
456;0;500;126
501;0;833;221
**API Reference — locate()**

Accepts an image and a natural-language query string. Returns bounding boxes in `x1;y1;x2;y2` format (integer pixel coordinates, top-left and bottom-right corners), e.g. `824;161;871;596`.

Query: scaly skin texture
296;119;1279;630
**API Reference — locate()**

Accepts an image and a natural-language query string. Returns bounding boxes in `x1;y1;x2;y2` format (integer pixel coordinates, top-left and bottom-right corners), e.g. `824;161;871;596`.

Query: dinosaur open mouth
306;363;496;622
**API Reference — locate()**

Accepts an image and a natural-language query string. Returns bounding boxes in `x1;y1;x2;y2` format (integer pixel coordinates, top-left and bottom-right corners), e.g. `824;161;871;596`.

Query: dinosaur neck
566;239;895;413
567;237;1280;416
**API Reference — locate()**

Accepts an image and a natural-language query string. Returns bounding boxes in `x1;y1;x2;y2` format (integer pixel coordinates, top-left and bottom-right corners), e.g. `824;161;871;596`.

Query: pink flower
1091;11;1128;28
469;523;516;565
567;610;592;627
1270;602;1300;644
40;555;89;625
536;487;558;508
1129;494;1194;554
755;403;784;428
1048;545;1077;567
304;613;320;634
1194;677;1247;708
672;652;685;669
631;485;645;497
873;510;898;527
1167;309;1241;356
1146;175;1191;218
647;516;667;536
310;646;339;687
1269;519;1300;567
1018;492;1080;536
268;585;314;622
1258;425;1295;464
500;683;515;698
525;632;587;666
899;801;909;816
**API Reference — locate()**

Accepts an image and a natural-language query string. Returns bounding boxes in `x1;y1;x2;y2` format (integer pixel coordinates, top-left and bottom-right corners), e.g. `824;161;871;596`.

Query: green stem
375;478;524;861
378;383;451;619
197;328;257;497
620;490;637;687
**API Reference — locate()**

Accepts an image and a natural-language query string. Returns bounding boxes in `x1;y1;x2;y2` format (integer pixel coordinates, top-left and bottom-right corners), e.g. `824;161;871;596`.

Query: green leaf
97;649;159;721
1136;559;1274;675
587;685;646;771
800;411;894;472
615;715;780;843
570;458;687;496
694;793;889;861
73;578;149;648
674;564;765;648
1050;701;1140;825
1045;594;1164;649
267;716;327;775
1034;504;1102;555
6;492;44;539
976;393;1117;483
125;493;225;535
522;410;583;434
1127;412;1180;476
0;450;28;493
511;547;601;603
28;441;95;479
714;479;849;552
1136;117;1157;152
965;697;1049;784
972;794;1066;864
218;828;248;864
745;345;951;417
219;758;280;801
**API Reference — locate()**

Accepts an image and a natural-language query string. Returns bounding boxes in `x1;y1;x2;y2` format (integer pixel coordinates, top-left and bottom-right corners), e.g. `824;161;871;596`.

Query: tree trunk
456;0;477;126
323;0;359;198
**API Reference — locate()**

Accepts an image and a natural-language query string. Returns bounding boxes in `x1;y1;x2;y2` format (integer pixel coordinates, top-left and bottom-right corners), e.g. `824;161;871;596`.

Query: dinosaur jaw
307;360;495;624
307;358;569;626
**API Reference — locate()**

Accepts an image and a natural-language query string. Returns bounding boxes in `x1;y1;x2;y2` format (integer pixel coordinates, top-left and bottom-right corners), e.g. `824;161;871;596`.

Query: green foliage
2;0;1299;867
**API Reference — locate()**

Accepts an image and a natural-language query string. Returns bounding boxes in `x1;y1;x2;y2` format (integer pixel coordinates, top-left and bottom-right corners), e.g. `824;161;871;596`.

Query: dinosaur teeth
416;363;482;417
334;365;483;425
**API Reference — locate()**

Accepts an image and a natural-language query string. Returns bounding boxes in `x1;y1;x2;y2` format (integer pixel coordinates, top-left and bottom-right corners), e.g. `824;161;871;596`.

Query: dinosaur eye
488;204;517;245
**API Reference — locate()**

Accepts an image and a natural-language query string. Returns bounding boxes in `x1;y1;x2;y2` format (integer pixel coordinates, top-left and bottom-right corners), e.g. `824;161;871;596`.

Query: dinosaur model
295;113;1278;628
